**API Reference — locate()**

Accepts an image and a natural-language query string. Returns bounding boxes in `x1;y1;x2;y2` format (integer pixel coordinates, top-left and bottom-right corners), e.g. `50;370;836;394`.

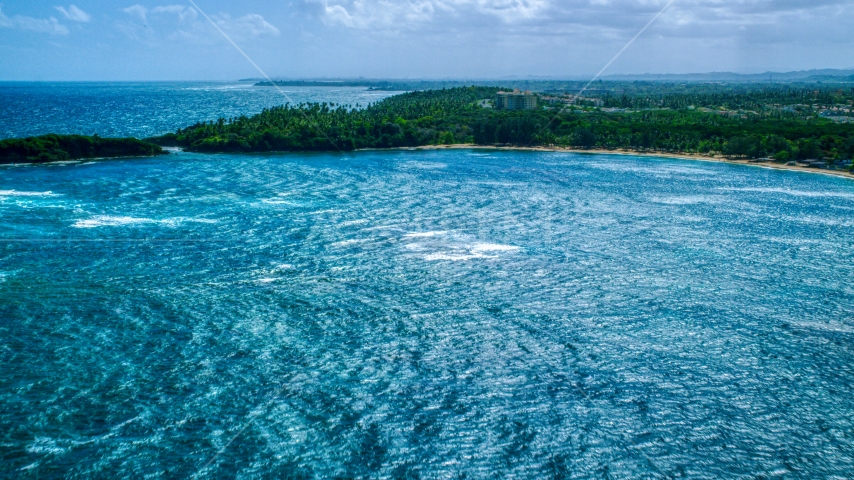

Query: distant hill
255;80;393;88
248;70;854;86
246;71;854;96
603;69;854;83
254;79;503;91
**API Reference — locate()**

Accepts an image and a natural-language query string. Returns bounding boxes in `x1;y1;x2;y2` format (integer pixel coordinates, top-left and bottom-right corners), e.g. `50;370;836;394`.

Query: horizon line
2;67;854;84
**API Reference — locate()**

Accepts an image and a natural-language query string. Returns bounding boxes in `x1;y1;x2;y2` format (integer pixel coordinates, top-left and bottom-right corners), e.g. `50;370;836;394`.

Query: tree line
150;87;854;164
0;134;165;164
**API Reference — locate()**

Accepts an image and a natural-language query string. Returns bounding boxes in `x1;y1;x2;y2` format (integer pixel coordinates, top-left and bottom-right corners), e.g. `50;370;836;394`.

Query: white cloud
213;13;280;38
0;6;69;34
472;0;550;21
152;5;185;14
309;0;854;35
314;0;550;29
55;5;91;22
16;16;69;34
152;5;198;22
115;6;279;43
123;4;148;23
0;7;12;28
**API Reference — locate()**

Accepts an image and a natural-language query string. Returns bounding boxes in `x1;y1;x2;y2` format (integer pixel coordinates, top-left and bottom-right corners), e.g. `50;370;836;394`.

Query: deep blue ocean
0;82;401;140
2;84;854;478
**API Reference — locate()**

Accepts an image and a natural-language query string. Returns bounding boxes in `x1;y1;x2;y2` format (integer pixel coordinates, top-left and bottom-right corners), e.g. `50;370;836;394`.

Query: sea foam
72;216;217;228
0;190;60;197
403;231;448;238
719;187;854;199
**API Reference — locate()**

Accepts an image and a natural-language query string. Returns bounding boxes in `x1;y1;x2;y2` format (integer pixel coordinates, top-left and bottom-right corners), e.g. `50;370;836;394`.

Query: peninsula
0;134;166;165
4;84;853;173
148;86;854;172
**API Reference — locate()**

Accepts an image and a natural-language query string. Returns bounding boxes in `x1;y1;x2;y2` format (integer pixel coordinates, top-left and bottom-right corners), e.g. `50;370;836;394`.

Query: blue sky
1;0;853;81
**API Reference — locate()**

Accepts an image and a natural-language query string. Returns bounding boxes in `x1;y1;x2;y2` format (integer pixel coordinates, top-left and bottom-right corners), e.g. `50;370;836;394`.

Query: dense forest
0;134;165;164
596;88;850;112
151;86;854;165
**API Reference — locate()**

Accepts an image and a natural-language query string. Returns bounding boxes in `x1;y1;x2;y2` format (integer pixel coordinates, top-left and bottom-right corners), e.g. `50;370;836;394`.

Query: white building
496;90;537;110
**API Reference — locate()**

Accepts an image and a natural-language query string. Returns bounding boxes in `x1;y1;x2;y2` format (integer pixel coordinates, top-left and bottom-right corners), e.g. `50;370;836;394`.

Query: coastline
4;142;851;181
400;144;854;181
0;153;168;167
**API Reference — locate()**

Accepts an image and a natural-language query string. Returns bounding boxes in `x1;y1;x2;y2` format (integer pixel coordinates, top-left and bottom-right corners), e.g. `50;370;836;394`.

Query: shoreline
400;144;854;181
5;144;853;181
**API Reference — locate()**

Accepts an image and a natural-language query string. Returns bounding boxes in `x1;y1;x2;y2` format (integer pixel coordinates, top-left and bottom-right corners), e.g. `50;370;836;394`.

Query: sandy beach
402;144;854;181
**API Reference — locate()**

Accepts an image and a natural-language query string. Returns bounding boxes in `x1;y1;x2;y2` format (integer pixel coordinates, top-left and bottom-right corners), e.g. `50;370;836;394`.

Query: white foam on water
403;229;521;261
182;218;218;225
411;240;520;262
404;231;448;238
423;252;495;261
676;215;707;223
261;198;301;205
792;321;854;334
72;216;217;228
649;195;722;205
73;216;158;228
589;161;719;177
718;187;854;199
400;161;448;170
330;239;367;248
26;437;67;455
472;181;526;187
470;243;521;253
781;215;854;227
340;219;369;227
45;161;81;166
0;190;60;197
760;236;825;246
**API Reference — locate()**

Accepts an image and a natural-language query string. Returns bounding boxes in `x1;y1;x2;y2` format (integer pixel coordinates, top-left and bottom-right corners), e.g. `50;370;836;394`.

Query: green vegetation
0;134;166;164
543;110;854;160
597;87;851;113
151;86;854;166
152;87;498;152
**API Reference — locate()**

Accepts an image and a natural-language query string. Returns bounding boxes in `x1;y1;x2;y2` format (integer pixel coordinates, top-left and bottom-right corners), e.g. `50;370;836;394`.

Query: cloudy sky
1;0;852;80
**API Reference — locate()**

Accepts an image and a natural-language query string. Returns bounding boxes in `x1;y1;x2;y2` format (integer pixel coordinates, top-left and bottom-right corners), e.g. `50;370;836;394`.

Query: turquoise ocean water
1;84;854;478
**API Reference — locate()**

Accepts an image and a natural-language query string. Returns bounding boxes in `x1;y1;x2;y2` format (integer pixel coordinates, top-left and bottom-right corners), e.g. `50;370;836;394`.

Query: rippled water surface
0;82;401;140
2;149;854;478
